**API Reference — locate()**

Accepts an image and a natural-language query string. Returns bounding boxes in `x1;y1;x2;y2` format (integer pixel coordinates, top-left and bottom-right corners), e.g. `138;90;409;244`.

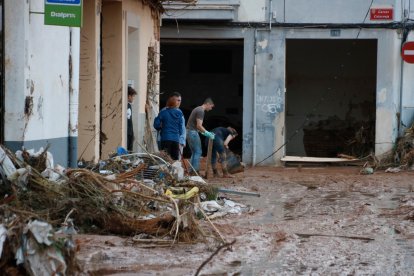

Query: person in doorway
206;126;238;178
186;98;215;175
153;92;185;160
127;86;137;152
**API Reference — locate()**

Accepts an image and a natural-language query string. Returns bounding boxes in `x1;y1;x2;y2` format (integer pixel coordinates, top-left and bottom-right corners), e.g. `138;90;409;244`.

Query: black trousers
161;140;180;160
127;135;134;152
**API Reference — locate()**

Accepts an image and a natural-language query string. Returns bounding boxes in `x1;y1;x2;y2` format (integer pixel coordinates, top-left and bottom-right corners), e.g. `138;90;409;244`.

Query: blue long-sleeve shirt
154;108;185;144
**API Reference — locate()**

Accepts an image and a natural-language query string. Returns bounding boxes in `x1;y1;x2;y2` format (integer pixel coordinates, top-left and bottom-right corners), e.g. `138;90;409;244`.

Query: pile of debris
357;121;414;174
0;145;249;274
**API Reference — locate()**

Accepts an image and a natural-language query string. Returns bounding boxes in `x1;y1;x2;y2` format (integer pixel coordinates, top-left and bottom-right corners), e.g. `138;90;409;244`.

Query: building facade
161;0;414;165
2;0;162;166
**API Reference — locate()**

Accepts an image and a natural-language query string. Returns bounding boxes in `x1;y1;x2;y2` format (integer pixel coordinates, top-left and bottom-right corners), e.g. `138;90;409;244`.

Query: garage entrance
285;39;377;158
160;39;244;156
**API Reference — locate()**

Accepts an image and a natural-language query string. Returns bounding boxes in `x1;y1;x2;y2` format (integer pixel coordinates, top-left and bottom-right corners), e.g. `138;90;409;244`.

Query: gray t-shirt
186;106;204;131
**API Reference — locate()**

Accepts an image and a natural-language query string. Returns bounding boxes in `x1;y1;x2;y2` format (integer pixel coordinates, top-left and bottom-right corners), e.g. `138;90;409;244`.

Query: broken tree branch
194;239;236;276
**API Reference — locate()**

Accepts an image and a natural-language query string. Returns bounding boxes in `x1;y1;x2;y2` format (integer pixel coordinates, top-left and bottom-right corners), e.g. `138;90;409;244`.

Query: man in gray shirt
186;98;215;175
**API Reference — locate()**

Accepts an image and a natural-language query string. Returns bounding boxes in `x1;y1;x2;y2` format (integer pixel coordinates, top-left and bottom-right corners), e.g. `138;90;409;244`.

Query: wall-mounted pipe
253;30;257;165
68;27;80;167
398;0;411;136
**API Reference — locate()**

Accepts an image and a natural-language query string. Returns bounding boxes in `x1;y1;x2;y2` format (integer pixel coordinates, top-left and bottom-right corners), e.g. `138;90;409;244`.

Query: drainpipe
252;0;273;166
398;2;410;136
398;44;404;136
253;30;257;166
68;27;80;167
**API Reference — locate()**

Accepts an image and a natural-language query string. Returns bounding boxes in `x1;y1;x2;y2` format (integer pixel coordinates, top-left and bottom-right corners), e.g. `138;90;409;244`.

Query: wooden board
281;156;359;163
204;139;213;178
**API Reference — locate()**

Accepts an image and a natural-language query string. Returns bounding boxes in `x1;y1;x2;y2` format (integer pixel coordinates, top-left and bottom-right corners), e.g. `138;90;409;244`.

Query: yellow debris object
165;187;199;200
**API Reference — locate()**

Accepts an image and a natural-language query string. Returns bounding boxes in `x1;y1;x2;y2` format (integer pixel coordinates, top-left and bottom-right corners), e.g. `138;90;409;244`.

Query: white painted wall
27;14;70;140
236;0;400;23
5;0;79;165
4;0;29;141
283;0;398;23
410;0;414;20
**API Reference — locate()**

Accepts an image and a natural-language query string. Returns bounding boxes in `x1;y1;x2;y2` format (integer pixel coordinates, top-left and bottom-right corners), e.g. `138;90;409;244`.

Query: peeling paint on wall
243;132;253;146
37;96;43;120
378;88;387;104
30;80;34;95
257;39;268;50
24;96;33;117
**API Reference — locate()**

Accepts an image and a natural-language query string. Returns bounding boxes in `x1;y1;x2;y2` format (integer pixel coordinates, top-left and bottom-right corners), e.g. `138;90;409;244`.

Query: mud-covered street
76;166;414;275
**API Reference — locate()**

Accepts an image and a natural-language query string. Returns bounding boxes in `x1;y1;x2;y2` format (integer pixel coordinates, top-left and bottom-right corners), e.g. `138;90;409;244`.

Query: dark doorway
285;39;377;158
160;39;244;157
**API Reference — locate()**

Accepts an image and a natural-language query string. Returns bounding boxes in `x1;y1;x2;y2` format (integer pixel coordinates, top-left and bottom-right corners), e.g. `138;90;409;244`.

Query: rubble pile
0;146;240;274
362;121;414;171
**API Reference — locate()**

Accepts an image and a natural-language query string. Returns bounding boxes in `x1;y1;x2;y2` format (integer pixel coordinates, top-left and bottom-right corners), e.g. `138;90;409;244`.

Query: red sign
370;8;393;20
402;42;414;64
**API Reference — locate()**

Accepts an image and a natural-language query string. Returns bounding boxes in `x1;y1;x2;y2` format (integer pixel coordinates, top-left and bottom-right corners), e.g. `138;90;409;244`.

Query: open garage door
285;39;377;158
160;39;244;157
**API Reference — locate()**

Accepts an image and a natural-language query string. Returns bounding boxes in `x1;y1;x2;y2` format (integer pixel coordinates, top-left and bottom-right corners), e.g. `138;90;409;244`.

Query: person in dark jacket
153;93;185;160
206;126;238;177
127;86;137;151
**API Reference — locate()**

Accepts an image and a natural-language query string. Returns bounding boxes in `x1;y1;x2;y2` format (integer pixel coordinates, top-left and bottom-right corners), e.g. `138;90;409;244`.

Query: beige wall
124;0;161;150
78;0;160;160
101;1;125;158
78;0;101;162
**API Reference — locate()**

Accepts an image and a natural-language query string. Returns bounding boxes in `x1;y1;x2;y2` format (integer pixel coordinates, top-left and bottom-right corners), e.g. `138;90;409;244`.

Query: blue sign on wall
46;0;81;5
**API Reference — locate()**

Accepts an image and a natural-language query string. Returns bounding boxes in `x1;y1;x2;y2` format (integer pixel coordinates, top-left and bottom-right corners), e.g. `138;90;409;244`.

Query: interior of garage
159;39;244;157
285;39;377;158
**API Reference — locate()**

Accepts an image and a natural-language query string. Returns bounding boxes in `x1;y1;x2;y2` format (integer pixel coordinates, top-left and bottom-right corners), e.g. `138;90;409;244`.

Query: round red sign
402;41;414;63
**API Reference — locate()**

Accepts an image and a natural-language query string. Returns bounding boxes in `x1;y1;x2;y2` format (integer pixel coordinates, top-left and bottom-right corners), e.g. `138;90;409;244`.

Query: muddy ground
75;165;414;275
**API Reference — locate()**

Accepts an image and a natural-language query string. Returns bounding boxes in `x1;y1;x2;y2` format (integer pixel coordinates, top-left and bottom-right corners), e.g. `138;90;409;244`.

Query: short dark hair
128;86;137;96
203;97;214;105
227;127;238;136
169;92;181;98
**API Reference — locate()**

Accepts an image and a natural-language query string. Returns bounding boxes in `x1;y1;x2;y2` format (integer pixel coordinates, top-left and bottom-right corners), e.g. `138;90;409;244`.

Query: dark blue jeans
187;130;202;172
211;137;225;166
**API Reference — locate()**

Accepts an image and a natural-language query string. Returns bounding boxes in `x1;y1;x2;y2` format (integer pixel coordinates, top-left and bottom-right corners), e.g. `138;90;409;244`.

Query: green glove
203;131;215;140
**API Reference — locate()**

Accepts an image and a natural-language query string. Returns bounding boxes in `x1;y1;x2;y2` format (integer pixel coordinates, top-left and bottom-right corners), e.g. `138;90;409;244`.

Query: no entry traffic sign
402;41;414;64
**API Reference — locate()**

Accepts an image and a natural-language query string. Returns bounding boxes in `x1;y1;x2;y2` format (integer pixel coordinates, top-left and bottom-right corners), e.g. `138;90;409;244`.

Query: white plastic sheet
0;146;16;177
0;224;7;258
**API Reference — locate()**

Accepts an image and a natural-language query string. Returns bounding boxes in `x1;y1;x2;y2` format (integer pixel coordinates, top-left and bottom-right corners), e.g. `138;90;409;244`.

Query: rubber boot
222;162;233;178
212;168;219;178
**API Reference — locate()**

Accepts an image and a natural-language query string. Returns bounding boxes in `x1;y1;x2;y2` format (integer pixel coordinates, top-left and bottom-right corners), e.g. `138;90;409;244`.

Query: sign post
402;42;414;64
45;0;83;27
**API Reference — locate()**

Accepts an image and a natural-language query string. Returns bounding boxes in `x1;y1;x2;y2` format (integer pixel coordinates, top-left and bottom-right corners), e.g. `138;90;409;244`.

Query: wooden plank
204;139;213;179
281;156;359;163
